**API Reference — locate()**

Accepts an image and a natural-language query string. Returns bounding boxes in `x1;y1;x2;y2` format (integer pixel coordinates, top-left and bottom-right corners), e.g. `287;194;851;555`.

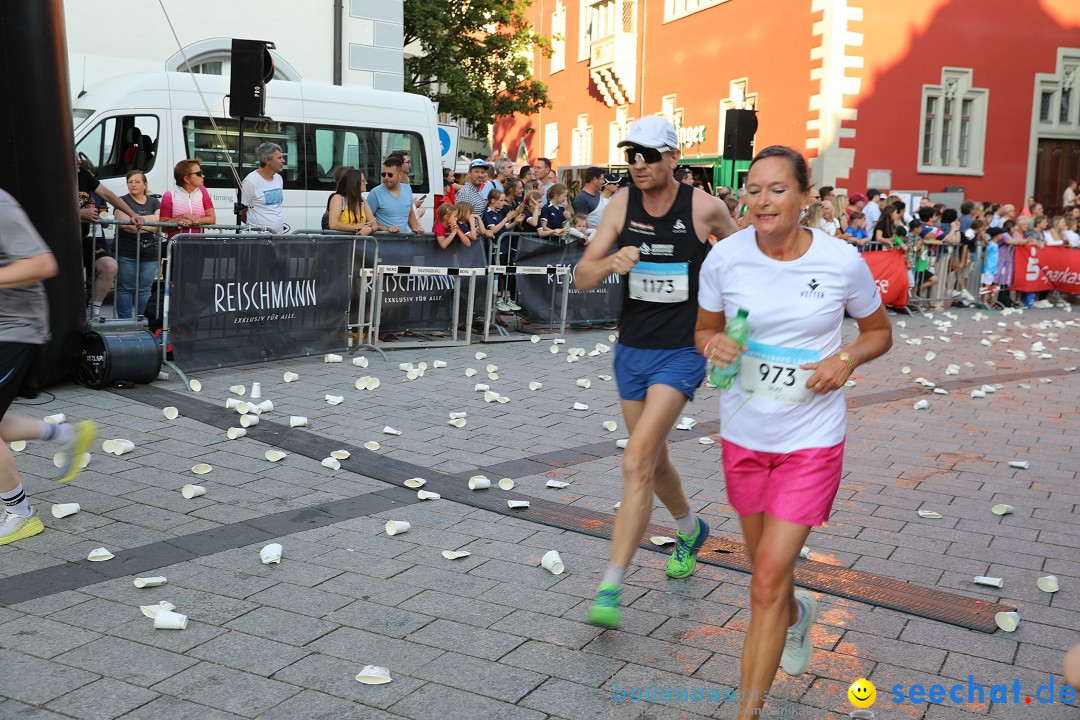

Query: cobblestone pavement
1;306;1079;719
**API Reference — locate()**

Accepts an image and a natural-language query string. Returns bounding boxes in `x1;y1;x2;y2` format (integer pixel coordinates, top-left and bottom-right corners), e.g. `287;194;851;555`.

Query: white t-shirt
1064;229;1080;248
1043;230;1064;247
863;200;881;226
587;195;609;227
242;170;285;233
819;218;841;236
698;227;882;453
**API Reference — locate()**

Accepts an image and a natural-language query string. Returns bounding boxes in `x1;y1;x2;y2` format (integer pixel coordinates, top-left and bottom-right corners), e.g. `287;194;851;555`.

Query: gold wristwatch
838;351;856;375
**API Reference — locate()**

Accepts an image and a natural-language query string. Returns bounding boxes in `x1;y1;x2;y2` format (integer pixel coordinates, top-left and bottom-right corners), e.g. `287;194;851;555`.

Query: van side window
75;115;160;178
183;117;302;189
310;125;428;194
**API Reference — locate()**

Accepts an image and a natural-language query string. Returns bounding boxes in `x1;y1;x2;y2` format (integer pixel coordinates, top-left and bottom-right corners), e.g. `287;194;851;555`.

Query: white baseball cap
617;116;679;152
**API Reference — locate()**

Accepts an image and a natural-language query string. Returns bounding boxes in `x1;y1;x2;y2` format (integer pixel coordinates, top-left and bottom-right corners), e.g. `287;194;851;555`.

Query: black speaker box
723;109;758;161
229;39;275;118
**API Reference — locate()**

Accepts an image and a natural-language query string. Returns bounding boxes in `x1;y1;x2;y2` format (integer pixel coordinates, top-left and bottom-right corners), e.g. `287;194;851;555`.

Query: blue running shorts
613;344;707;402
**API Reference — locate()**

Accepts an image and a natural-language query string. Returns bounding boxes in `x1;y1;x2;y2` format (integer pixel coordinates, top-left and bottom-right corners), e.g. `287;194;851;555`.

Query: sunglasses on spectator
381;172;397;178
623;145;665;165
189;171;204;177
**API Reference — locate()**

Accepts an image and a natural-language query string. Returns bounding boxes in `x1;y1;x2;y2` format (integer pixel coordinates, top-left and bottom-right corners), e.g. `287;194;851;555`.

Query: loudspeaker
229;39;275;118
723;109;758;161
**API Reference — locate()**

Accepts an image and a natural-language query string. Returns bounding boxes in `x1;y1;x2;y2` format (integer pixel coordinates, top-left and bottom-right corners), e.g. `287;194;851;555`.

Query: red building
494;0;1080;209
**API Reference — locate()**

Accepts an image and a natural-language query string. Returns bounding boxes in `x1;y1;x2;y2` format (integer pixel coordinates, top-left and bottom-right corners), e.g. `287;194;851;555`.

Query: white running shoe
780;589;818;675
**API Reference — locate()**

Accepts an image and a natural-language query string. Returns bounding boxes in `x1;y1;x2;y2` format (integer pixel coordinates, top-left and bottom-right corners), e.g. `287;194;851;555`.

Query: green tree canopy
404;0;551;136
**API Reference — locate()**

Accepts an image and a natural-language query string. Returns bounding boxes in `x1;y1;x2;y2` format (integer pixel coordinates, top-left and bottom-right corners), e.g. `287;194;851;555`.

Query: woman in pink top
160;159;216;238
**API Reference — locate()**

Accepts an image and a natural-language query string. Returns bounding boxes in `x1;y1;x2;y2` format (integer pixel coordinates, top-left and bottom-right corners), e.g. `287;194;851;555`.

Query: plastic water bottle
709;308;750;390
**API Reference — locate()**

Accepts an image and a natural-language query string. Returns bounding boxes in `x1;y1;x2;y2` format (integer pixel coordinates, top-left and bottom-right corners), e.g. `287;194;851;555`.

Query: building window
1033;53;1079;135
1061;88;1073;125
551;2;566;74
609;105;629;164
571;115;593;165
544;122;559;159
918;67;988;176
1041;91;1054;123
578;0;593;62
664;0;729;22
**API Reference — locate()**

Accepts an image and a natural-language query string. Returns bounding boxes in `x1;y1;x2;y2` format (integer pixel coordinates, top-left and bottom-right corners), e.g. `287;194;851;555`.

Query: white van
71;72;439;232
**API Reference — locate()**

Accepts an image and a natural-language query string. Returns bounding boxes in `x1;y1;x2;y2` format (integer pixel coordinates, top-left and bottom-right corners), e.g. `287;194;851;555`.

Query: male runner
575;116;738;628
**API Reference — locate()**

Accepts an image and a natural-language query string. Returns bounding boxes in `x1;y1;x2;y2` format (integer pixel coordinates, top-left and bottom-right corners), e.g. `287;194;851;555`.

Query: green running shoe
587;583;621;629
665;517;710;579
58;420;98;483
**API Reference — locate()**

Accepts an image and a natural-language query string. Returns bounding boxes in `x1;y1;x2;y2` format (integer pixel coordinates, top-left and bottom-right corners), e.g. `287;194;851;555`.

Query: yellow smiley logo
848;678;876;708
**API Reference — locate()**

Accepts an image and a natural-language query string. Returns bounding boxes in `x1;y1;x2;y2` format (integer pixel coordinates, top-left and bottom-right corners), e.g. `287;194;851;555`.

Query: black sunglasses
381;172;397;178
189;171;204;177
623;145;664;165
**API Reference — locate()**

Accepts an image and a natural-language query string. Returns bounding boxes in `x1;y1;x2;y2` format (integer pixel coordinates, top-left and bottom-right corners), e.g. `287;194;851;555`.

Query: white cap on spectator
617;116;679;151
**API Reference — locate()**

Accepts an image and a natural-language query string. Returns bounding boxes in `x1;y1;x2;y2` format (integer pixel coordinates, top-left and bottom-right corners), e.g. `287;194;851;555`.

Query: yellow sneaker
58;420;98;482
0;508;44;546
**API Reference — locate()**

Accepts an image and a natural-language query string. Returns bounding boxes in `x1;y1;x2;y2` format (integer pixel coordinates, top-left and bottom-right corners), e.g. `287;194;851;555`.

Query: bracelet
702;336;717;359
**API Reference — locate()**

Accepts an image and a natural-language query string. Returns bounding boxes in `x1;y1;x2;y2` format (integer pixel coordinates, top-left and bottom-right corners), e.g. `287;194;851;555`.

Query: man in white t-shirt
242;142;286;233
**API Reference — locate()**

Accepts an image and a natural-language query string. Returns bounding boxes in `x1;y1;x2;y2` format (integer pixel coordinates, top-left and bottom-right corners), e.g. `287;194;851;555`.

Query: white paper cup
290;416;308;428
549;345;559;354
355;665;392;685
352;356;368;368
182;484;206;499
133;576;168;588
995;611;1020;632
363;441;380;451
227;427;246;439
1009;460;1029;469
531;335;540;343
417;490;441;500
483;390;499;403
153;609;188;630
576;378;591;388
112;439;135;455
367;377;381;390
602;421;617;432
407;369;420;380
971;389;986;398
404;477;426;488
51;503;80;518
234;401;250;414
541;550;564;575
546;480;570;489
383;426;402;435
468;475;491;490
102;439;116;454
474;383;490;392
465;368;477;377
991;504;1014;516
331;450;350;460
913;399;929;410
255;400;273;413
448;418;466;428
398;362;414;371
529;381;542;391
140;601;175;618
321;457;341;470
191;463;212;475
265;450;287;462
260;543;283;564
162;407;179;420
87;547;114;561
442;549;471;560
157;370;169;381
498;478;515;490
283;372;299;382
326;395;344;405
496;395;510;404
240;414;260;428
249;382;262;399
487;372;499;381
325;353;343;363
385;520;410;536
1037;575;1060;593
449;411;467;419
9;440;26;451
44;413;65;424
974;576;1004;588
433;360;447;368
616;438;629;449
573;402;589;411
188;379;202;392
475;351;487;360
229;384;246;395
508;500;530;509
799;546;811;559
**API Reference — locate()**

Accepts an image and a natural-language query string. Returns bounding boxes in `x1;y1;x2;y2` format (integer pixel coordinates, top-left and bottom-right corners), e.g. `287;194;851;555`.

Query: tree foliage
403;0;551;136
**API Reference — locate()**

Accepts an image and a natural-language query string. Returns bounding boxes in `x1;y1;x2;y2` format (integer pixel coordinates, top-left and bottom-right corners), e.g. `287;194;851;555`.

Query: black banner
514;235;622;324
168;235;353;372
366;235;488;332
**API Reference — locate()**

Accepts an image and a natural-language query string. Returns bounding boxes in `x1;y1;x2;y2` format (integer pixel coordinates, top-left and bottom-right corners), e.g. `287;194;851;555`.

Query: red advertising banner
1011;246;1080;293
861;249;909;308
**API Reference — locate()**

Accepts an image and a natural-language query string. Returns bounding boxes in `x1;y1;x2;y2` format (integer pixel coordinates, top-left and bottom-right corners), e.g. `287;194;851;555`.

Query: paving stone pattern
1;307;1079;719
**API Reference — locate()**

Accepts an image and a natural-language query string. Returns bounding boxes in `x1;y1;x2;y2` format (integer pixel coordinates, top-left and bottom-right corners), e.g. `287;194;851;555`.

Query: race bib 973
739;340;821;405
628;261;689;303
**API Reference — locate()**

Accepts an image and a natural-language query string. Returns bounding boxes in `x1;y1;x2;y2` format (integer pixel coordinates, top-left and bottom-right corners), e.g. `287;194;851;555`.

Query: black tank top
617;183;706;349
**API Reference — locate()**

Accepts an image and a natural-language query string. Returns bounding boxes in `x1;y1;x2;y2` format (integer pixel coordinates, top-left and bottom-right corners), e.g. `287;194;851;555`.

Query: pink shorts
721;438;846;527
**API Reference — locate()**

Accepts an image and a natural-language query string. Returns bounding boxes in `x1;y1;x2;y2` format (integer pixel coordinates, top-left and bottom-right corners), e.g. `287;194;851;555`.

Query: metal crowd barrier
292;228;382;360
483;231;571;342
89;219;269;330
857;237;1000;312
158;231;360;390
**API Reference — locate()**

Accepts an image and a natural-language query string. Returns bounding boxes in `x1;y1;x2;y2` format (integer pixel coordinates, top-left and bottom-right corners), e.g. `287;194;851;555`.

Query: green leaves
404;0;551;135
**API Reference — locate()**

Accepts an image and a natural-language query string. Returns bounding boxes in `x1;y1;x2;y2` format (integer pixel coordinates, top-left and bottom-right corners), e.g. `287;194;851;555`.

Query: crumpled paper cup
260;543;283;564
133;576;167;588
355;665;392;684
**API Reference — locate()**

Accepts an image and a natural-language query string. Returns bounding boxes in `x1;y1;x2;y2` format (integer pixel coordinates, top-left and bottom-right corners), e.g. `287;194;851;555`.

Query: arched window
165;38;301;82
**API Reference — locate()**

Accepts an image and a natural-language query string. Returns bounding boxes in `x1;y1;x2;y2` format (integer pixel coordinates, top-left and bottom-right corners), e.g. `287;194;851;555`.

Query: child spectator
454;201;477;245
845;211;869;245
538;183;568;239
567;212;590;242
432;203;460;249
980;227;1002;307
520;190;543;233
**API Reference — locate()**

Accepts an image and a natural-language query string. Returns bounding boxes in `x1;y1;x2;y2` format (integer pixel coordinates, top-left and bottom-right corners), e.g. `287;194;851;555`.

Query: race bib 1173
628;261;689;303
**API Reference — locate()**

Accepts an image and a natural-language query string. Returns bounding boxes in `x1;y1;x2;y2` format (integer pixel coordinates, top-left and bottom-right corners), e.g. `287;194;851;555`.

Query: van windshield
72;109;93;130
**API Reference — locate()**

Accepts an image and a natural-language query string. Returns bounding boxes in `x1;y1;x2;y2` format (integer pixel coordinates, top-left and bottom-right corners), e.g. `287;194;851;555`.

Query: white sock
601;565;625;588
91;301;102;317
40;422;75;444
1;484;31;516
674;511;698;537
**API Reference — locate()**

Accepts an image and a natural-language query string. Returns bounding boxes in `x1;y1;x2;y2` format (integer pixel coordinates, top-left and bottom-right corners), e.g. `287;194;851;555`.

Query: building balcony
589;32;637;107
